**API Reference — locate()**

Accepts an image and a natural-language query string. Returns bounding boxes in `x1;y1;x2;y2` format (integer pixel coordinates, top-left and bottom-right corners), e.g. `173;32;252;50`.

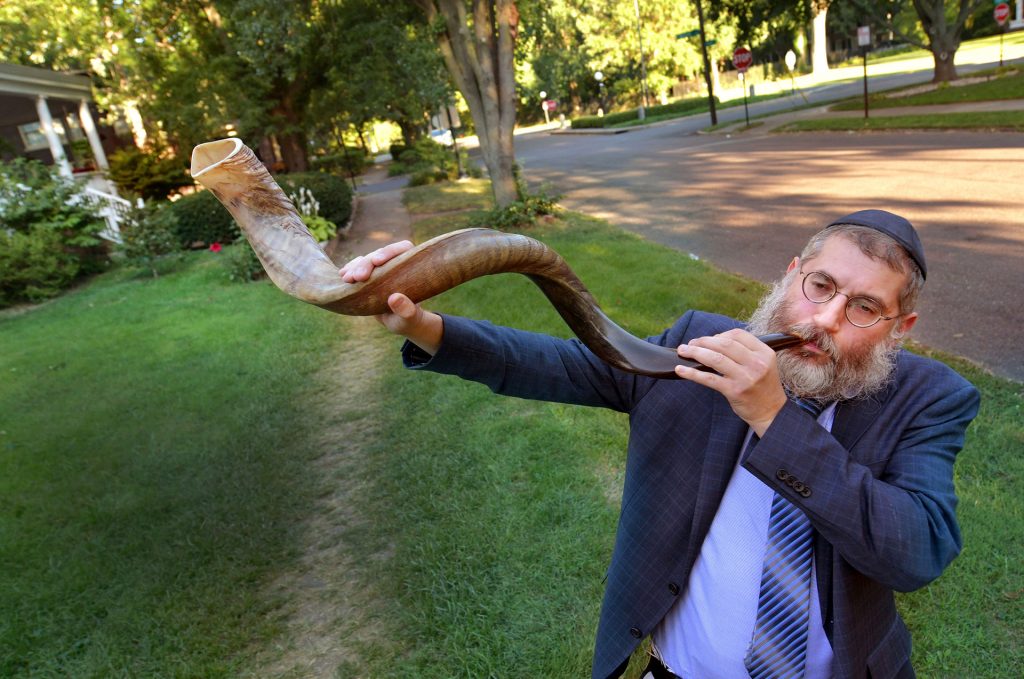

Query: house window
17;115;84;152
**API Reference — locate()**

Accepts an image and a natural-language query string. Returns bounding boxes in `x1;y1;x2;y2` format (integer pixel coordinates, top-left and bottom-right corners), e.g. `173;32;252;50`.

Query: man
339;210;979;679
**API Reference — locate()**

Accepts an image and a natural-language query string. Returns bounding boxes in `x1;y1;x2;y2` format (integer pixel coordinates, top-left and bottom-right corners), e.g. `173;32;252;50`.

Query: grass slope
831;67;1024;111
779;110;1024;132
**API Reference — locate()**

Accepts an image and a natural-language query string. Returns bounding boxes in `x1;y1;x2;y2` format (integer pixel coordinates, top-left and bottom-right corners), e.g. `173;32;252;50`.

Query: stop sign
995;2;1010;25
733;47;753;73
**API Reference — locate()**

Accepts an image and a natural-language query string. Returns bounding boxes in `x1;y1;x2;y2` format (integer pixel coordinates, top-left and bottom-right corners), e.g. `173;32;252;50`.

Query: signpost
995;3;1010;67
858;26;872;119
733;47;753;126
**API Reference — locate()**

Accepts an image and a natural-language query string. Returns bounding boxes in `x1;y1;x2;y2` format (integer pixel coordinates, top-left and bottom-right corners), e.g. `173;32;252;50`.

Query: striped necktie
744;398;824;679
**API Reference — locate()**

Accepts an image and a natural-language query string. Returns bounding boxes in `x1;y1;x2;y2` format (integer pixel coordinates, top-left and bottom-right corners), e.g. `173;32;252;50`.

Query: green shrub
107;146;193;201
572;96;716;128
311;148;372;176
389;143;407;160
469;170;562;230
388;137;472;185
116;203;184;277
163;190;239;248
277;172;353;227
302;215;337;242
162;173;352;249
0;157;107;288
222;238;265;282
0;227;80;306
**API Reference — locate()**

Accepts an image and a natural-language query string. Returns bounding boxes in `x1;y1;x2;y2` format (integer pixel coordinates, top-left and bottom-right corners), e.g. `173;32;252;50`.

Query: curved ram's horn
190;138;803;378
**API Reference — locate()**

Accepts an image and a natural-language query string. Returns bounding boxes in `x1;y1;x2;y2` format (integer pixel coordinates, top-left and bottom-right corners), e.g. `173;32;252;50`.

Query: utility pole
694;0;717;126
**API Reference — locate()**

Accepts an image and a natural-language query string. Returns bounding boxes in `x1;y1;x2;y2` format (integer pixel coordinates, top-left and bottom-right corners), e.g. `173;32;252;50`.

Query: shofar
190;138;802;378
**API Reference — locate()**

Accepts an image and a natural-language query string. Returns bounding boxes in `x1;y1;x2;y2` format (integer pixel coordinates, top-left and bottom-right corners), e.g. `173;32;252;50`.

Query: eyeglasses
800;270;900;328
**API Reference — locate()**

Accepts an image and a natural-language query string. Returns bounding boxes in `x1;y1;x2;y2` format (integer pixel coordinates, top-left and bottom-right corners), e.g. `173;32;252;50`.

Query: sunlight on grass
401;178;493;214
779;110;1024;132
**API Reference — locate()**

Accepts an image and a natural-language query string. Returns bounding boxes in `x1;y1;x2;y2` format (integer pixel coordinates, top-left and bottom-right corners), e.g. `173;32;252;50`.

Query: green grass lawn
0;251;340;676
2;183;1021;677
779;110;1024;132
831;66;1024;111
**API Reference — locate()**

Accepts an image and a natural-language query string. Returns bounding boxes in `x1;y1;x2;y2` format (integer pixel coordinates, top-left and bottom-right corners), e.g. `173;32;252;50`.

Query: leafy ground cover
779;110;1024;133
2;181;1021;677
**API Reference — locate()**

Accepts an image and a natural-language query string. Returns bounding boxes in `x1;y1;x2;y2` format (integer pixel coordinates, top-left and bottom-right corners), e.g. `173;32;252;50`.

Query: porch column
1013;0;1024;29
35;95;72;177
78;99;109;170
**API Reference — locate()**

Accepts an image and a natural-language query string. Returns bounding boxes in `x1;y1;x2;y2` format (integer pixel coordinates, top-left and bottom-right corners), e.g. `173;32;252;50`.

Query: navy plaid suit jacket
408;310;980;679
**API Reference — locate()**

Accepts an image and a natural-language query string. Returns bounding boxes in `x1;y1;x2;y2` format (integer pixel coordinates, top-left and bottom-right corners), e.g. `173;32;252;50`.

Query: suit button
801;487;812;498
777;469;789;481
630;627;642;639
668;582;680;596
793;481;806;493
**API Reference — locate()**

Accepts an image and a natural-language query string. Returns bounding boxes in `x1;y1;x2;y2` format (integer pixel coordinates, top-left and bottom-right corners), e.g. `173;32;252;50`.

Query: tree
811;1;831;78
412;0;521;208
314;0;450;150
832;0;982;82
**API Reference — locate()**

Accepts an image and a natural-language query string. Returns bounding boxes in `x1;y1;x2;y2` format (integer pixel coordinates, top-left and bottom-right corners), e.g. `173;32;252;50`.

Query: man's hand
377;292;443;356
674;328;788;436
338;240;414;283
338;241;443;356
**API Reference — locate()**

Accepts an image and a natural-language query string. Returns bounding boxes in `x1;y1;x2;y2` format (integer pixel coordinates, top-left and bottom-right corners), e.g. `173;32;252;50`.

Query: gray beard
747;272;899;403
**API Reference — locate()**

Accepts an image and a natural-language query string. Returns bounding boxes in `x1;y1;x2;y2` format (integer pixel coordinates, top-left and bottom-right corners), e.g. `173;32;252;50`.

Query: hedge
166;172;354;248
572;96;718;129
277;172;353;227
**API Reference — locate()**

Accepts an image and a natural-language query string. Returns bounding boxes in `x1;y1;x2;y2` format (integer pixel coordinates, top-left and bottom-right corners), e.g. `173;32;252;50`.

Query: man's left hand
675;329;788;436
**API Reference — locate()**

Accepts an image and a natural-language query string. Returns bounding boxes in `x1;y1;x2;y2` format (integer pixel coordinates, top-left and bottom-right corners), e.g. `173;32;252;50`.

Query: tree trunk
811;5;829;79
270;95;309;173
415;0;520;208
910;0;979;83
398;119;419;148
277;131;308;173
931;47;958;82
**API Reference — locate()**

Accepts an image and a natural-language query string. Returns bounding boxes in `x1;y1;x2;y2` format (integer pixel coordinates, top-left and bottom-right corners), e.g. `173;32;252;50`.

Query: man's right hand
338;241;444;356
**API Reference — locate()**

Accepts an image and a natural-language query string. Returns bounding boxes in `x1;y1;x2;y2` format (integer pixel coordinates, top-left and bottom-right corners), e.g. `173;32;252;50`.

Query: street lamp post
594;71;605;117
539;90;550;125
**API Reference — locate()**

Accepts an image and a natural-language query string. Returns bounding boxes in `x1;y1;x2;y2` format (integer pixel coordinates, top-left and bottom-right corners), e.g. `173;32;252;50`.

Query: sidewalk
323;164;412;266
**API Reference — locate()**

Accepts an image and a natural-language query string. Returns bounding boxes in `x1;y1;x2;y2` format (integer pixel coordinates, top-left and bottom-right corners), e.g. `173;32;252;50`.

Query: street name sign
676;29;700;39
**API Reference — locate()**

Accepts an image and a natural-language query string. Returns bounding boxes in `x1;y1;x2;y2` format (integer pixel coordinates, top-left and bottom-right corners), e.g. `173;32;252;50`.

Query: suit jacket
407;310;980;679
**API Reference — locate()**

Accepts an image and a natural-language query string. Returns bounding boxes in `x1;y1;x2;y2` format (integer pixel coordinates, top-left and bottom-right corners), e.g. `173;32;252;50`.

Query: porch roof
0;62;93;101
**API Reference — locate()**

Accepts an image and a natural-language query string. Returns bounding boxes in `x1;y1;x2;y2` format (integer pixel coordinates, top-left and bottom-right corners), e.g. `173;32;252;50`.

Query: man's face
749;234;918;401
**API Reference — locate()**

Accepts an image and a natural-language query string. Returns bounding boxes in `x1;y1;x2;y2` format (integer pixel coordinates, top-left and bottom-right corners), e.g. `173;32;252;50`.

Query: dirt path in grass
253;170;412;677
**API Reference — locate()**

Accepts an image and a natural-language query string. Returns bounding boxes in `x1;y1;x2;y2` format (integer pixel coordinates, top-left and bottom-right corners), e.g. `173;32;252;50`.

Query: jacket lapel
830;378;896;453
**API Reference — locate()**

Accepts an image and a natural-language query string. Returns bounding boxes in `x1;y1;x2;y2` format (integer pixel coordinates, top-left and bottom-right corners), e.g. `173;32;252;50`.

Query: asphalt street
512;110;1024;382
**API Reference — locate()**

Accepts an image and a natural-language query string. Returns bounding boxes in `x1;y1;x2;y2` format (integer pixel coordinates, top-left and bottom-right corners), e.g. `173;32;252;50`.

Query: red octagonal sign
733;47;753;73
995;2;1010;25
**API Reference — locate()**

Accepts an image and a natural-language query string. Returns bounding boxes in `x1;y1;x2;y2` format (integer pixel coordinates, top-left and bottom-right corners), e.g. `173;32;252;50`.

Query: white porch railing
82;187;142;244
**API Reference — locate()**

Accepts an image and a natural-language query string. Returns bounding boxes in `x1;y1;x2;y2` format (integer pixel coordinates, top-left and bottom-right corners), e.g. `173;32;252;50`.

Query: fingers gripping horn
190;139;802;378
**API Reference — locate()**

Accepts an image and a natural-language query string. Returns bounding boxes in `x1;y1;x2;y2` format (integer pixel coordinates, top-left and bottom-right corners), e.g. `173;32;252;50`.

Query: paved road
512;117;1024;382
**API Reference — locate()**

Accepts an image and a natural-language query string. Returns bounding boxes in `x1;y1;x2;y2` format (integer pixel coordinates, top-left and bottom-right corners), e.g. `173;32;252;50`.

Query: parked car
429;129;454;146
